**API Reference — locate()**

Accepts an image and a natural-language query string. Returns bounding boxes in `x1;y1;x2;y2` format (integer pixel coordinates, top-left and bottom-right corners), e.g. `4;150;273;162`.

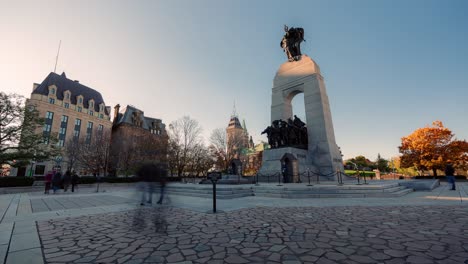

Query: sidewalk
0;182;467;264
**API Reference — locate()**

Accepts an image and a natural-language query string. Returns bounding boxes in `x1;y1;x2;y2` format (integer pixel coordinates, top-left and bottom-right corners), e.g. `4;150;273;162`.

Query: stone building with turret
225;111;266;175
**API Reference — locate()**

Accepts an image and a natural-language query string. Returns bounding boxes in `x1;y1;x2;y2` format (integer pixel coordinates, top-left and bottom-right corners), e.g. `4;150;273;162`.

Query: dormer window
89;101;94;108
99;104;104;112
78;97;83;104
51;88;55;94
64;92;70;100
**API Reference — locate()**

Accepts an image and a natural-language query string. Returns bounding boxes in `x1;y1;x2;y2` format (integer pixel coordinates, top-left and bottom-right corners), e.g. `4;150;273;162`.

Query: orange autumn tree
399;121;468;176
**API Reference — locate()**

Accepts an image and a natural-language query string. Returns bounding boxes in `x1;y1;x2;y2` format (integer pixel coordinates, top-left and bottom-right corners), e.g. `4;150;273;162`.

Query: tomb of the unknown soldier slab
259;26;344;182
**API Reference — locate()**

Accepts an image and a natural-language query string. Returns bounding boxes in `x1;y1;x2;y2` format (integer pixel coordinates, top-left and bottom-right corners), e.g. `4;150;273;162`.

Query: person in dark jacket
44;171;53;194
52;170;62;194
137;163;156;205
445;163;456;190
71;171;79;192
156;166;167;205
63;170;71;192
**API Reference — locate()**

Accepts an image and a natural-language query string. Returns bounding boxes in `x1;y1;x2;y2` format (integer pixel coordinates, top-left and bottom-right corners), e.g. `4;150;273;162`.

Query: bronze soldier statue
281;25;305;62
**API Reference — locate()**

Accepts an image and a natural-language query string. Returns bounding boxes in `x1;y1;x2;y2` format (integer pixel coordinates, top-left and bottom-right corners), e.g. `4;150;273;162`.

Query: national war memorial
259;25;344;182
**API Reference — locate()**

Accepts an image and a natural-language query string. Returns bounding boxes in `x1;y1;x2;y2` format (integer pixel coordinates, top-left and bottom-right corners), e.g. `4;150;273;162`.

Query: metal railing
254;170;356;186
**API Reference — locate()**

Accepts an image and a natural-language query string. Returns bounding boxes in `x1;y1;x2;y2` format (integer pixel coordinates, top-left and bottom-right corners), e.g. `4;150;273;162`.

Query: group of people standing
44;169;80;194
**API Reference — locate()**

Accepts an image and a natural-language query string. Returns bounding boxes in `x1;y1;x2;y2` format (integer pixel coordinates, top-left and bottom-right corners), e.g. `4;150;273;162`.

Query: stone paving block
12;221;36;235
8;231;40;252
0;230;11;246
0;245;8;264
6;247;43;264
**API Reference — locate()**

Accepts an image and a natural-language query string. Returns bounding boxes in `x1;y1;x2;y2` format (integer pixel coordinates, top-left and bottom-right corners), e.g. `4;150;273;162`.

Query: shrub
0;177;34;187
344;170;375;178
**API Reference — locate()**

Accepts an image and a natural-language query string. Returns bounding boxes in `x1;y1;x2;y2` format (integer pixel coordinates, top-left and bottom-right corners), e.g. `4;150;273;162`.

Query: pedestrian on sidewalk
52;170;62;194
44;171;53;194
156;166;167;205
136;163;156;205
71;171;79;192
63;170;71;192
445;163;456;190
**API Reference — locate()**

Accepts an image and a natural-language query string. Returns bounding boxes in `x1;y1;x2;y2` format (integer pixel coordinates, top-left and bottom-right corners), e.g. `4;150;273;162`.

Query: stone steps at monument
252;184;413;198
163;182;414;199
253;184;403;194
166;190;253;199
166;185;254;199
254;187;413;198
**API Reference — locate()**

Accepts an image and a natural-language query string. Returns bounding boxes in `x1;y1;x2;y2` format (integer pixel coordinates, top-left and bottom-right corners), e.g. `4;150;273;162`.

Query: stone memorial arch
259;27;343;181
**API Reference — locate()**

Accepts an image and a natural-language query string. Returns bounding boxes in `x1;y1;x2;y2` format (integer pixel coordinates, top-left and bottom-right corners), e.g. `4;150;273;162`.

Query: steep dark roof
33;72;109;115
114;105;166;132
227;116;243;129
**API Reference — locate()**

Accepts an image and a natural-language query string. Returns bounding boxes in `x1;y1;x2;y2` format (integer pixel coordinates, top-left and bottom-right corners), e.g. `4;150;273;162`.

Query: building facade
225;113;267;175
226;114;251;160
109;104;168;176
12;72;112;177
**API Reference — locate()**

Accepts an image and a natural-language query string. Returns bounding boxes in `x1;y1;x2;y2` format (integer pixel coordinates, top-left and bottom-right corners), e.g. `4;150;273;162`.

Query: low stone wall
398;179;439;191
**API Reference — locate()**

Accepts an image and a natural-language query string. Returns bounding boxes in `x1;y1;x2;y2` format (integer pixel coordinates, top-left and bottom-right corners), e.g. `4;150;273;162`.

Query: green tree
375;153;389;172
345;155;370;169
0;92;59;167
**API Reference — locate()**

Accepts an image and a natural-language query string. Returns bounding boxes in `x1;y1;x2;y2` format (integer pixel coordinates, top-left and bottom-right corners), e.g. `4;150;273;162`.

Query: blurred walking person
156;167;167;204
137;163;156;206
71;171;79;192
445;163;456;190
44;170;53;194
52;169;62;194
63;170;71;192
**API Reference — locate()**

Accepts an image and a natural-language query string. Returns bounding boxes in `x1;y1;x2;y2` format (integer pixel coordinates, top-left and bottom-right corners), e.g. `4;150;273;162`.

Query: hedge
0;177;34;187
344;170;376;177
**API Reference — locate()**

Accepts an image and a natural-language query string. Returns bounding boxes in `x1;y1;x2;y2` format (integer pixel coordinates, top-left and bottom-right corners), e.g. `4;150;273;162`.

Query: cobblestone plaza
1;182;468;263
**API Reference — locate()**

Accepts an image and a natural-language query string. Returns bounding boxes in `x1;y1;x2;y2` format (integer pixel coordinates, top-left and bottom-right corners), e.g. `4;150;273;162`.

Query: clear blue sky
1;0;467;160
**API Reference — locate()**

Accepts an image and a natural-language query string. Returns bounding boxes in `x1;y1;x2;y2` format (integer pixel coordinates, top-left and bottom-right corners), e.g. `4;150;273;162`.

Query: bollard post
356;171;361;185
363;173;368;185
316;171;320;184
212;180;217;213
307;169;312;186
208;172;221;213
277;172;283;186
255;174;260;186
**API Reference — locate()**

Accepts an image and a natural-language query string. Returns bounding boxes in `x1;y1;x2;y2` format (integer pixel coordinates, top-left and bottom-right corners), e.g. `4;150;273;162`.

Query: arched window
51;88;55;94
